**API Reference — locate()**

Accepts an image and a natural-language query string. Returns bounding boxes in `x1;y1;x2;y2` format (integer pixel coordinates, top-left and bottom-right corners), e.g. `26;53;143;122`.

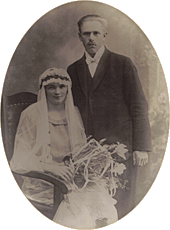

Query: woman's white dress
10;103;118;228
54;183;118;229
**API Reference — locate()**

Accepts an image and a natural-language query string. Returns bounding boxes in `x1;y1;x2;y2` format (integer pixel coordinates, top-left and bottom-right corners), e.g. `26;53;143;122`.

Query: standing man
67;15;151;219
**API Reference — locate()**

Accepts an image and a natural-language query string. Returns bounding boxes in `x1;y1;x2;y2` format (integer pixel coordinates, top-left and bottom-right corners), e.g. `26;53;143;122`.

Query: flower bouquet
63;137;129;197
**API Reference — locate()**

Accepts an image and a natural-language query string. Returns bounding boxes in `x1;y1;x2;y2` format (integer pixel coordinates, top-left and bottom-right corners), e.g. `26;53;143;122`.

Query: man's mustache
87;43;96;46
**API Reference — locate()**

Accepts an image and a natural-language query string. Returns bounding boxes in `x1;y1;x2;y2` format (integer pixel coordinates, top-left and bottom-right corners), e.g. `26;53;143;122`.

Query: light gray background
3;1;163;103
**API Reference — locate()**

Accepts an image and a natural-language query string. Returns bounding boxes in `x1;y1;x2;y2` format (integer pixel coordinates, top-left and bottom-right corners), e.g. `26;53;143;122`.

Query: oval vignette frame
1;1;169;230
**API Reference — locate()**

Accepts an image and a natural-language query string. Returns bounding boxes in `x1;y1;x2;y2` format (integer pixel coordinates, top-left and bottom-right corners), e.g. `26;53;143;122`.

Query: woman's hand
52;165;74;181
42;162;74;181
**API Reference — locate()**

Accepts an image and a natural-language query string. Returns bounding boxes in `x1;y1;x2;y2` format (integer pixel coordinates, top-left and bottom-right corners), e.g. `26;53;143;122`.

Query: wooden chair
1;92;68;220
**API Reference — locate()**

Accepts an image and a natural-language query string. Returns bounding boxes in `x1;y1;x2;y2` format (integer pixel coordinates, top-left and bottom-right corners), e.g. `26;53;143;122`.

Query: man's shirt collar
85;46;105;65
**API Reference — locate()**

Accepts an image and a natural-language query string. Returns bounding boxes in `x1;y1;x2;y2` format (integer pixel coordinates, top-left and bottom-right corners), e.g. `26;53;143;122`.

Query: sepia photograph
1;0;169;230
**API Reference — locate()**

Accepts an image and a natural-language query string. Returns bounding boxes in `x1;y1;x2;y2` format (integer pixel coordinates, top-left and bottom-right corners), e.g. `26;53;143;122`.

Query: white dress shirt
85;46;105;77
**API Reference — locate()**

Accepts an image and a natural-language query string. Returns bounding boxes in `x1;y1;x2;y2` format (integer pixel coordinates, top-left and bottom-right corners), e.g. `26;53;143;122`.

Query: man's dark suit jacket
67;48;151;153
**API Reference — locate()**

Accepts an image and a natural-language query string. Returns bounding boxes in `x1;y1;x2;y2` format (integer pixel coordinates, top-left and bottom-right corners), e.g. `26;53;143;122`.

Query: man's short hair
78;15;108;33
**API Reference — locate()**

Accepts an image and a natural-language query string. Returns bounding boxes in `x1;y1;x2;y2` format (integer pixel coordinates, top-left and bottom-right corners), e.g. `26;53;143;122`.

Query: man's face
79;20;107;57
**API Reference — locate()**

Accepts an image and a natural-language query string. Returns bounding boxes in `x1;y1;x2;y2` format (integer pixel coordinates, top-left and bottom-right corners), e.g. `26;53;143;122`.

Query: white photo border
1;1;169;230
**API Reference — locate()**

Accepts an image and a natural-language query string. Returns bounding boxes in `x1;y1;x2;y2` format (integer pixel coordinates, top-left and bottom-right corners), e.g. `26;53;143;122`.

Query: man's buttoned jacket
67;48;151;153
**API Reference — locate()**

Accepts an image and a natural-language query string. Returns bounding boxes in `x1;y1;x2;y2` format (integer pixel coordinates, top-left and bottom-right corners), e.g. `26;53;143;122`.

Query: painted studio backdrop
2;1;169;207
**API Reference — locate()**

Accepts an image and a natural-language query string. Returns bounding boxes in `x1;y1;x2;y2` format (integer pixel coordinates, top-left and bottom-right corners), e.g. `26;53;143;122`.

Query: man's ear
103;32;107;38
78;33;82;42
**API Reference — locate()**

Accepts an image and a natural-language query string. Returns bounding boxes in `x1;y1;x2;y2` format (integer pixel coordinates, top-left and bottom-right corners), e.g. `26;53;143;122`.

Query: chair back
1;92;37;162
1;92;66;219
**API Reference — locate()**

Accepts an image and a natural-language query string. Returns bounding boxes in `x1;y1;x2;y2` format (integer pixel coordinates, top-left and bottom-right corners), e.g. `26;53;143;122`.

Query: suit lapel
92;48;111;92
76;55;88;97
75;49;111;96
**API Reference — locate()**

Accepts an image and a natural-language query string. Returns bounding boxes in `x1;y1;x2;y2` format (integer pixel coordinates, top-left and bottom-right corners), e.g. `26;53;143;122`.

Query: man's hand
133;151;148;166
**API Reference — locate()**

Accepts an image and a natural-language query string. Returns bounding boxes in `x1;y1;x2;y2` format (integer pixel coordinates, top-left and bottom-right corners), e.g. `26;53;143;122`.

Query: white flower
108;178;118;197
113;163;126;176
115;143;128;160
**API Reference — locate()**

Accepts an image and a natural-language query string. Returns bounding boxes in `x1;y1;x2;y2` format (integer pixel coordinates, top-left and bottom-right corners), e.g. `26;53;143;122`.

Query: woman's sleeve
10;110;44;174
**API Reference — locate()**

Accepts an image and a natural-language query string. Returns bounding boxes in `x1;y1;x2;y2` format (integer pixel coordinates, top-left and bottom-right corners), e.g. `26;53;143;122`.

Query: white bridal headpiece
37;67;86;163
11;68;86;172
38;67;72;88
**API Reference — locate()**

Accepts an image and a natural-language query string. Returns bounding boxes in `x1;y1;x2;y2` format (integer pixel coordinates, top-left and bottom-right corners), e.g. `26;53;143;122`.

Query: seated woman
10;68;118;229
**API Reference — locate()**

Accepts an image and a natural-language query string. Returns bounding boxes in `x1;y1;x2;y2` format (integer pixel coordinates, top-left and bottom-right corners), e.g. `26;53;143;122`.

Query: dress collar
48;115;67;125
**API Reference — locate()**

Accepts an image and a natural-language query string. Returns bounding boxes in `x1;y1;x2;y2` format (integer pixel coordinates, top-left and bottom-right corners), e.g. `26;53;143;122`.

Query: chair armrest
13;171;68;194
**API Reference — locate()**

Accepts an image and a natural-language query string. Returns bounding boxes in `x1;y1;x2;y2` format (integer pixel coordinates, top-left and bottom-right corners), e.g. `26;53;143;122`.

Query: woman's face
45;82;68;106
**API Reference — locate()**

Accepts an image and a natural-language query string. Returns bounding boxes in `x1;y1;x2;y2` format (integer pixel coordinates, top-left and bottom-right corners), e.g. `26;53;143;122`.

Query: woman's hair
78;15;108;33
